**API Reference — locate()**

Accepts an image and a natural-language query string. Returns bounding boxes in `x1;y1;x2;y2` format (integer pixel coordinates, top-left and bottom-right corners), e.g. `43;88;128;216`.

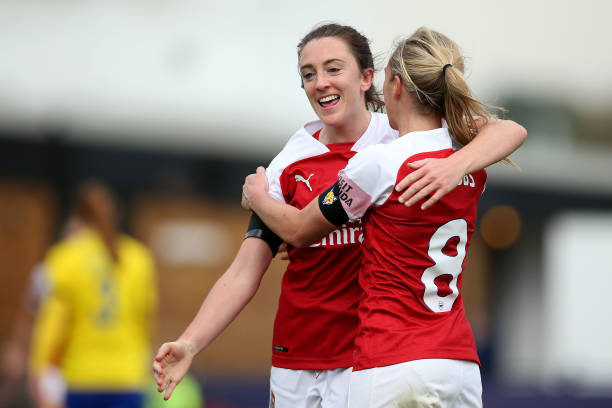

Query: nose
315;73;331;90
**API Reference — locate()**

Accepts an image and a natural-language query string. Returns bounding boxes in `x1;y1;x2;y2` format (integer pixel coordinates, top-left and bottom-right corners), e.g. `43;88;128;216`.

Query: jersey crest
322;190;337;205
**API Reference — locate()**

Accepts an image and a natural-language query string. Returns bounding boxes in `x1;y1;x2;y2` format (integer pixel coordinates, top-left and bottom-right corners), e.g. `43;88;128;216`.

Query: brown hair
388;27;505;146
73;181;120;262
297;23;384;112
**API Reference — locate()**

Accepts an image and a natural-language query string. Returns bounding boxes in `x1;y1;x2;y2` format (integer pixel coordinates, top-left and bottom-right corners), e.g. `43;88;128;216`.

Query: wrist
249;189;267;211
177;338;199;358
453;146;475;175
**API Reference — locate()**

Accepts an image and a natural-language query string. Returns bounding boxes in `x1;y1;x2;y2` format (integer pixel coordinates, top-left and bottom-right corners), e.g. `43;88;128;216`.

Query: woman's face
299;36;371;128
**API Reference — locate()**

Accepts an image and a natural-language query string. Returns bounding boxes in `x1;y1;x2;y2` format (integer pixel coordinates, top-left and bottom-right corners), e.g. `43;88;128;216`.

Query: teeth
319;95;339;103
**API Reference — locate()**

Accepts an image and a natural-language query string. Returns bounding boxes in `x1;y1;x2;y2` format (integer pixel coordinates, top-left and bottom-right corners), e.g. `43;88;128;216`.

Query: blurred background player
1;262;67;408
29;181;158;408
242;27;526;408
0;210;85;408
154;23;525;408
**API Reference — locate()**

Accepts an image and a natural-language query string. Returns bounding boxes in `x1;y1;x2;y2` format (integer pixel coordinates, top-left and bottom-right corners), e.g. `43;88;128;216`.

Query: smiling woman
154;24;398;408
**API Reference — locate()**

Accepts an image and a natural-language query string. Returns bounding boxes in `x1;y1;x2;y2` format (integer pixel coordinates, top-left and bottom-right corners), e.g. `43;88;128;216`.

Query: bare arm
153;237;273;400
396;119;527;209
242;167;336;248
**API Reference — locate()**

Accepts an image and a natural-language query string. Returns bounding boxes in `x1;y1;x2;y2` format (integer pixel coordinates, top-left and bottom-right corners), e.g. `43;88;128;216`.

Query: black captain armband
318;182;349;226
245;213;283;256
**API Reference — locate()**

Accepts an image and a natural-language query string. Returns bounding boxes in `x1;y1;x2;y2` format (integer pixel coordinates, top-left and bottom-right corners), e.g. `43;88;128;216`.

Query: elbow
509;120;528;146
520;125;528;144
517;124;528;145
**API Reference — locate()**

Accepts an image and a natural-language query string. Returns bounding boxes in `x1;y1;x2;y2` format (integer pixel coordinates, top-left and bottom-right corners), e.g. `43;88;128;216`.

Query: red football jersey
266;113;397;369
332;128;485;371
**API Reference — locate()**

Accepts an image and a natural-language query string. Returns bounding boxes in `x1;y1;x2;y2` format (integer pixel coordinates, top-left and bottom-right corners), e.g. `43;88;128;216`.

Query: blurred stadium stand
1;96;611;407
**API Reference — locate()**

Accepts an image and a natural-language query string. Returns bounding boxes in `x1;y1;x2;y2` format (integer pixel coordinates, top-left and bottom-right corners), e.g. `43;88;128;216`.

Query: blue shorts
66;391;144;408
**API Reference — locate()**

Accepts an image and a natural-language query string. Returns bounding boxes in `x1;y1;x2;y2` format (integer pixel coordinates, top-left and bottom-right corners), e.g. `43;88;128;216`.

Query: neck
396;109;442;137
319;110;371;144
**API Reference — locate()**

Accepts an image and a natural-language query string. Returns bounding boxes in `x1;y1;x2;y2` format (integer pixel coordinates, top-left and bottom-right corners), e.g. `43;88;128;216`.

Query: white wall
543;212;612;390
1;0;611;155
497;212;612;391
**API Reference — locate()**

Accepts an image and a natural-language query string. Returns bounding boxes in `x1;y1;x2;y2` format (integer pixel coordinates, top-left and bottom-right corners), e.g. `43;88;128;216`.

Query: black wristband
318;182;349;226
245;213;282;256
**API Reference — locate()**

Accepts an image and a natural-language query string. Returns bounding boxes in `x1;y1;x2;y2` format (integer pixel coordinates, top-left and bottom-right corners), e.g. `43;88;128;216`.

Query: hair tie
442;63;452;75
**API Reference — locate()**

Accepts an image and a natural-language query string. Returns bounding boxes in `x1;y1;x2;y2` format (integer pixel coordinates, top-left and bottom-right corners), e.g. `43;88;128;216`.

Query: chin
318;109;345;127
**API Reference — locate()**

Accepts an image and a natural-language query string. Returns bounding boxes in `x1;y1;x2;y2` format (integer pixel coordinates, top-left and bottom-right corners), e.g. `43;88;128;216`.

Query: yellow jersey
30;228;157;390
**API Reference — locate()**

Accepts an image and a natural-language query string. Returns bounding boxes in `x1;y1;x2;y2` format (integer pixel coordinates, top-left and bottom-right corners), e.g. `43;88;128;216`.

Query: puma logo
295;173;314;191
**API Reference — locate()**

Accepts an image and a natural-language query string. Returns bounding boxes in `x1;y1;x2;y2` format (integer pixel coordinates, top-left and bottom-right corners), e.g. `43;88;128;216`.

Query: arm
242;167;336;248
1;308;31;384
395;119;527;209
1;264;46;385
153;237;274;400
28;293;69;408
29;290;69;381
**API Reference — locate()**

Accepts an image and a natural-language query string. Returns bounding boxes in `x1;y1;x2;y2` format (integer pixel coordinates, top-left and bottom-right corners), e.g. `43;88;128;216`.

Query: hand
242;167;269;210
241;192;251;211
395;156;468;210
277;243;289;261
152;340;197;401
0;341;26;383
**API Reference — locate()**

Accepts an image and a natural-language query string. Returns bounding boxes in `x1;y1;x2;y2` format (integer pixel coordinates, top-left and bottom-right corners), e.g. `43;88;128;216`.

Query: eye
302;72;315;81
328;67;340;74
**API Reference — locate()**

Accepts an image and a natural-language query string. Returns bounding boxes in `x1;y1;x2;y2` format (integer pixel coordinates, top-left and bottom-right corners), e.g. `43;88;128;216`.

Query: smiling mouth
318;95;340;108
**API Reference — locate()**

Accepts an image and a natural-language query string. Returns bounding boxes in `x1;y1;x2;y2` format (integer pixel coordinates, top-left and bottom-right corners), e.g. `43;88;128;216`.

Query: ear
360;67;374;92
393;75;402;99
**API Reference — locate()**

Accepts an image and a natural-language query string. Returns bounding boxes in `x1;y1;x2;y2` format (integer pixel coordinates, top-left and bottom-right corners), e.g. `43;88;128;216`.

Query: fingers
404;184;436;209
156;376;167;392
277;243;289;260
256;166;266;175
398;177;431;204
159;375;171;394
152;361;163;381
395;166;425;192
241;191;251;210
420;190;446;210
155;376;164;390
164;379;179;401
154;343;171;362
152;359;169;391
406;159;427;169
155;364;174;394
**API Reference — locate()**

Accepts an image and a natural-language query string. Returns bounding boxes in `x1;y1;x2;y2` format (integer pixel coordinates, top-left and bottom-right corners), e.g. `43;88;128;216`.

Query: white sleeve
266;155;286;204
336;146;396;221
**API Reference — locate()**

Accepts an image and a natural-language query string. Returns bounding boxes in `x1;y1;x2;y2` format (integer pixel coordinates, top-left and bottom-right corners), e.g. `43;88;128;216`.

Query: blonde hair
388;27;507;149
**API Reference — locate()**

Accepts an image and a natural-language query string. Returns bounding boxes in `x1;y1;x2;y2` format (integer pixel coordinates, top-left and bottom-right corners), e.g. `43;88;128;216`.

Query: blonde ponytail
389;27;516;166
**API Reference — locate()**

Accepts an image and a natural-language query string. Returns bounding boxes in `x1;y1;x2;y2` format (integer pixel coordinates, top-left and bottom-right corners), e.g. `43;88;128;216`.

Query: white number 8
421;219;468;313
